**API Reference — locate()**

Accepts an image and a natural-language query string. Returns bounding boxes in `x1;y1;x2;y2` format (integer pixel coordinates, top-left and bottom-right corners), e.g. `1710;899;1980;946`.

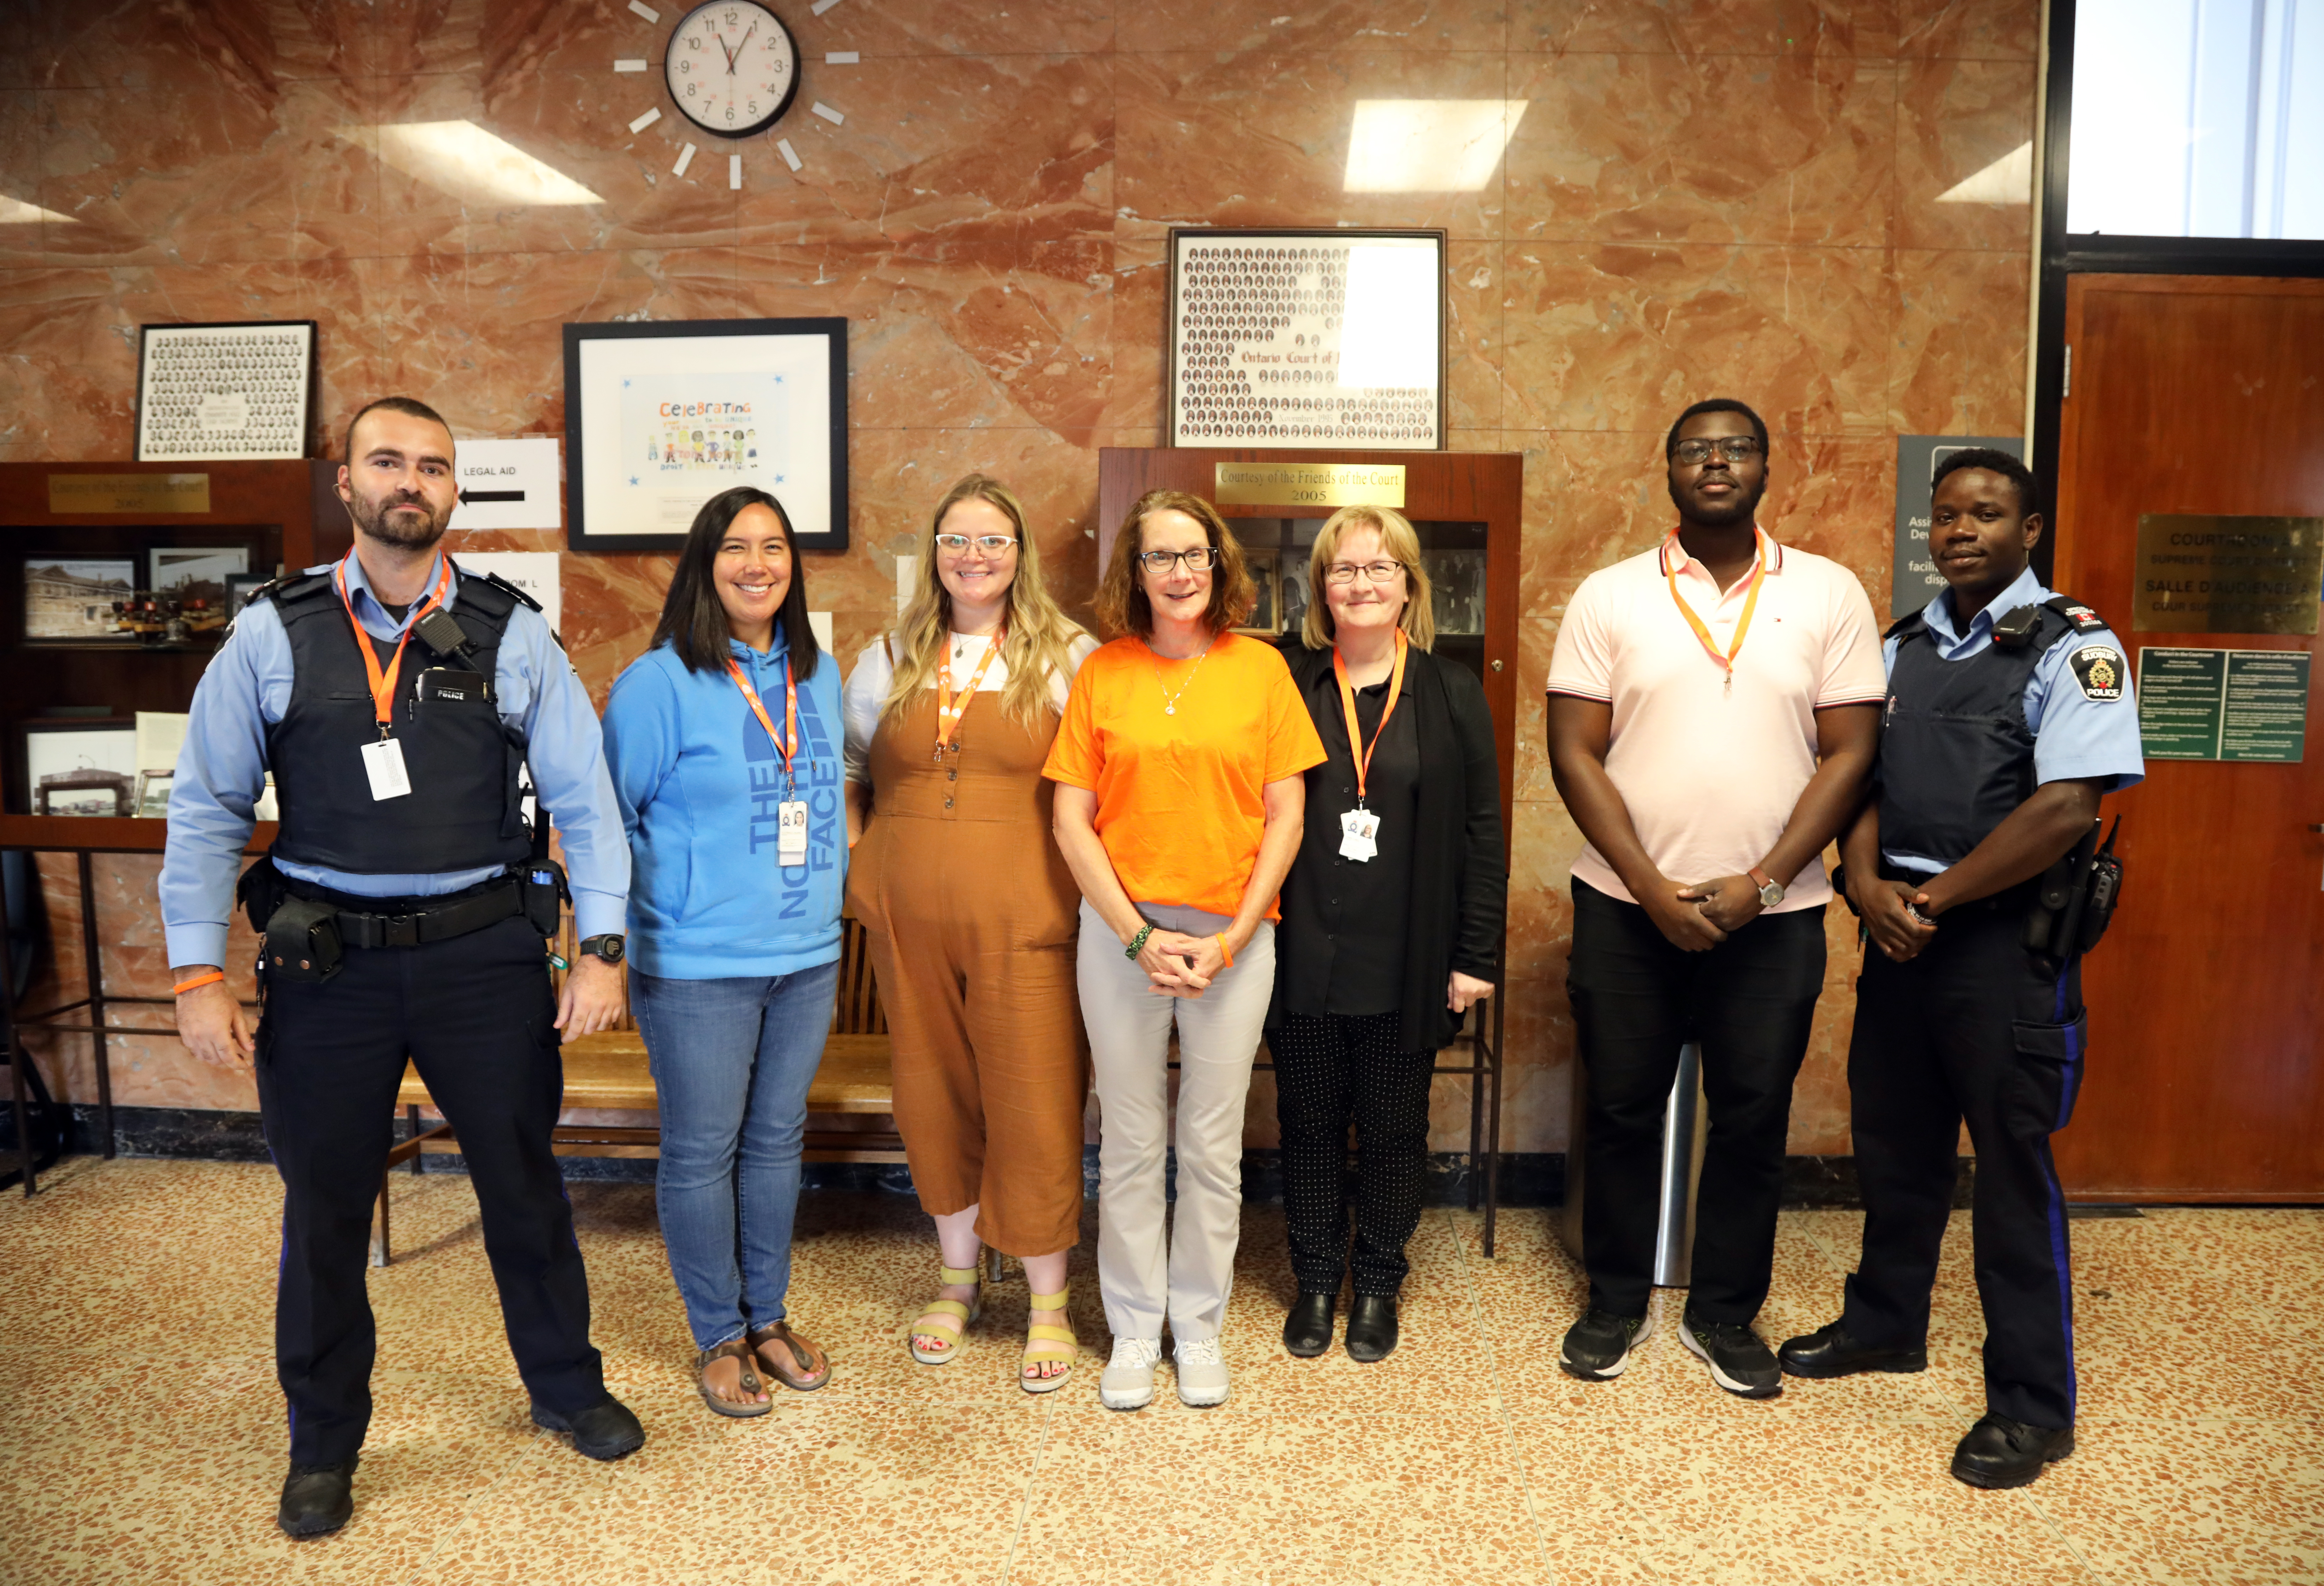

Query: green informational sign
2135;647;2312;762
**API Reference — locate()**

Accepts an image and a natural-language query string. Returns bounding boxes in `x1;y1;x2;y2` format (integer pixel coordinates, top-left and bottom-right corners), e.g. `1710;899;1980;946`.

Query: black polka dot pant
1271;1011;1435;1298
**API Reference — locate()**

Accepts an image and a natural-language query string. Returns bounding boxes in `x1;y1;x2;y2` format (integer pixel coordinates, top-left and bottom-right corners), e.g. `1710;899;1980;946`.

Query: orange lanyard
934;626;1007;757
1665;532;1768;694
728;655;800;781
335;556;453;739
1332;629;1409;806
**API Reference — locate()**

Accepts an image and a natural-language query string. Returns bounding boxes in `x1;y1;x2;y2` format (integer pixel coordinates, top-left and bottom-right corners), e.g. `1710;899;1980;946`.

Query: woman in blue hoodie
603;486;846;1418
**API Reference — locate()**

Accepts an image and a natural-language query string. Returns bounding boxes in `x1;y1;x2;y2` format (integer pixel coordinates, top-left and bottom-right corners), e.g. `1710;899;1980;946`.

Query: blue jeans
632;960;840;1351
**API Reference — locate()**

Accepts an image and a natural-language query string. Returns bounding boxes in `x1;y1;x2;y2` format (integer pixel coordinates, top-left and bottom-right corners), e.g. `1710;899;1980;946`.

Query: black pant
1841;903;2085;1429
1568;880;1827;1323
256;911;605;1466
1272;1011;1435;1297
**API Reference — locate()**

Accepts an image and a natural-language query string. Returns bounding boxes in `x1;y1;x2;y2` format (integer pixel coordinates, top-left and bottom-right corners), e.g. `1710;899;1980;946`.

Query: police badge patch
2071;644;2125;701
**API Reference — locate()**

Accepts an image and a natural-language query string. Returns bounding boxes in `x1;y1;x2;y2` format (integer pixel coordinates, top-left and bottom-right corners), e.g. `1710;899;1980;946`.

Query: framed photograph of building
21;558;136;644
19;719;138;817
1168;228;1446;451
563;317;850;553
136;320;318;461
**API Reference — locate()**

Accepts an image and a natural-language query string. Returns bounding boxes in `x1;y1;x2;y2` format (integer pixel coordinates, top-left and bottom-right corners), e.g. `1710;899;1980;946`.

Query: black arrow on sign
459;487;525;505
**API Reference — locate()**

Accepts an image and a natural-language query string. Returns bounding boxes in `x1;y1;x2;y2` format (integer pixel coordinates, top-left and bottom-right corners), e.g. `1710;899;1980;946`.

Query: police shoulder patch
2070;643;2125;701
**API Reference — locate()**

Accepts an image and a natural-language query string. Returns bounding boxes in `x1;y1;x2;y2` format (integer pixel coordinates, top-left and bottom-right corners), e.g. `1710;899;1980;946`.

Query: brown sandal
696;1337;771;1418
747;1320;831;1392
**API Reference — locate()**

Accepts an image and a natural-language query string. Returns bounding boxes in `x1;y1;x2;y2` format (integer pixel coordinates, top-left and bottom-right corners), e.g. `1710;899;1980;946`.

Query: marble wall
0;0;2038;1155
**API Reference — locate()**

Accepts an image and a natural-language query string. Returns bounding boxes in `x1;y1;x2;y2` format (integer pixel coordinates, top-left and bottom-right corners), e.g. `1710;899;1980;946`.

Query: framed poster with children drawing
563;318;850;553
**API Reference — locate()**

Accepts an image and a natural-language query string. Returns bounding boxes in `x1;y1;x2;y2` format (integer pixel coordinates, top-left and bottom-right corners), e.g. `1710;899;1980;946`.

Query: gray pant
1078;900;1276;1343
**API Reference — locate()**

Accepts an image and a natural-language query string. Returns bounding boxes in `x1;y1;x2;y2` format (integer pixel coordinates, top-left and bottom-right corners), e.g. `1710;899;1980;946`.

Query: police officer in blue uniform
1778;448;2144;1488
163;398;642;1537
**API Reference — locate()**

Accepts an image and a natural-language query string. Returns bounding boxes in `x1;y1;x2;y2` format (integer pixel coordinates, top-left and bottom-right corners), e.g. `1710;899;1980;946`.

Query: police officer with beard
163;398;641;1537
1779;448;2144;1488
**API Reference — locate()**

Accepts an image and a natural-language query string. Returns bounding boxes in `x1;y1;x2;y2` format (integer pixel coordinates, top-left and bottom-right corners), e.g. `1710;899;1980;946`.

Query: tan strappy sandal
746;1320;831;1392
1020;1284;1077;1394
696;1337;771;1418
910;1264;983;1365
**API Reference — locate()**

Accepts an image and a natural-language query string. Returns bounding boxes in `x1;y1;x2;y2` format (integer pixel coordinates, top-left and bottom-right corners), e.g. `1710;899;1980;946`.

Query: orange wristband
1215;934;1234;969
172;970;226;995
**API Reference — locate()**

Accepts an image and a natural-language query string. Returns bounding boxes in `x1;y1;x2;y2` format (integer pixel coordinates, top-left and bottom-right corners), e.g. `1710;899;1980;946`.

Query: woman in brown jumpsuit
842;473;1096;1393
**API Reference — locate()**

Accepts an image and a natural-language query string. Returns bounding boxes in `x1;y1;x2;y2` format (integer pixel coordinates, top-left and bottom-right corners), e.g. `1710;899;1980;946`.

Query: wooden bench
372;915;896;1265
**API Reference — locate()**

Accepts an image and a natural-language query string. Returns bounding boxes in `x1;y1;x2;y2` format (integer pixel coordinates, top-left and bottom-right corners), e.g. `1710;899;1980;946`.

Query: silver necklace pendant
1164;704;1176;715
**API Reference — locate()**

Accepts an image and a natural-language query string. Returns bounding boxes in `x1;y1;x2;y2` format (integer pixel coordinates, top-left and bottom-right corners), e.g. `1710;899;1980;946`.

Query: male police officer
1779;448;2143;1488
163;398;641;1537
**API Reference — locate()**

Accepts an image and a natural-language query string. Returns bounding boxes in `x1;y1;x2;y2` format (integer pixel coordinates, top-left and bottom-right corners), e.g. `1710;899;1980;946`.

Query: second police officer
1778;448;2145;1489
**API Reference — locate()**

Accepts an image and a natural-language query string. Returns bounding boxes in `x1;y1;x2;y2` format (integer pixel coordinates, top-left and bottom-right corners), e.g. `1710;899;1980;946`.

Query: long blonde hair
881;473;1088;730
1301;505;1436;650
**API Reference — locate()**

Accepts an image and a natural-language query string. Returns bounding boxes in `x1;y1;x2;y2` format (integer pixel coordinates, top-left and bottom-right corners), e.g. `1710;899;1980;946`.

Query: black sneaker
1559;1308;1654;1381
1679;1313;1783;1398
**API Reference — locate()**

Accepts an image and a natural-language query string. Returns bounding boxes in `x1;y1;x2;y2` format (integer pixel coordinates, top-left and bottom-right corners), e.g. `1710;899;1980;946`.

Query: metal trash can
1560;1044;1710;1288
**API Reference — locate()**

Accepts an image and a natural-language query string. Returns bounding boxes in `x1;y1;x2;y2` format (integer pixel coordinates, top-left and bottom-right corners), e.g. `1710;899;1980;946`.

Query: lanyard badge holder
730;657;810;863
934;626;1007;763
1333;631;1408;863
1665;532;1767;697
339;558;453;801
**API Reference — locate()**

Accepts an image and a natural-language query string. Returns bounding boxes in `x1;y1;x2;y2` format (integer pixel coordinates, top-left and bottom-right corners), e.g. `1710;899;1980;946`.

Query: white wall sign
452;550;562;634
452;437;562;531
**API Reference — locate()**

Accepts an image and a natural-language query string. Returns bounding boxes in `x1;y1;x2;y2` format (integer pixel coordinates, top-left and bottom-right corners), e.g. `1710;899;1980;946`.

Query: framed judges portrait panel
1166;229;1447;451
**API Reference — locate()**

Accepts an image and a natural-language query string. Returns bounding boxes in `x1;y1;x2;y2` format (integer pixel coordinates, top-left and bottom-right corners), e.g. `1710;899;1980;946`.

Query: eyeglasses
1671;437;1764;466
934;533;1017;555
1322;560;1406;586
1138;547;1218;574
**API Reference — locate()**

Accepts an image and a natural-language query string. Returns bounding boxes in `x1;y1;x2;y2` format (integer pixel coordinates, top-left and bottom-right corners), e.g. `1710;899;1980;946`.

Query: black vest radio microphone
262;564;536;877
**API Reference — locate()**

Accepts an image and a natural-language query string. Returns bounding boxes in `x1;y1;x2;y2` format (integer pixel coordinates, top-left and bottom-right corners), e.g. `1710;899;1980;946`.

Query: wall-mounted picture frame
135;320;318;462
19;719;138;817
564;317;850;554
1167;228;1446;451
21;557;137;645
1238;548;1280;636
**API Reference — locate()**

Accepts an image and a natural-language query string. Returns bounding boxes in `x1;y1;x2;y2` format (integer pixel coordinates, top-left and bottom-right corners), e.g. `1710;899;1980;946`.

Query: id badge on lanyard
729;656;810;863
338;558;452;802
1332;632;1408;864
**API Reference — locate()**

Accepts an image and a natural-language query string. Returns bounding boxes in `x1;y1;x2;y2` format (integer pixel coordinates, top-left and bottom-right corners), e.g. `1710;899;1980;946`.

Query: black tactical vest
1877;594;2108;868
264;566;534;875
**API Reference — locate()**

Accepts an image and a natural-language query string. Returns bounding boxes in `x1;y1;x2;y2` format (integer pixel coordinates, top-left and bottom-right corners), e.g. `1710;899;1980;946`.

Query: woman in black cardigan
1268;506;1507;1363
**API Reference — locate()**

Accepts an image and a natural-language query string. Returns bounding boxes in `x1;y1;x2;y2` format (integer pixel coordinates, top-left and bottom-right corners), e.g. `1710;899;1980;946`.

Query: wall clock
615;0;856;190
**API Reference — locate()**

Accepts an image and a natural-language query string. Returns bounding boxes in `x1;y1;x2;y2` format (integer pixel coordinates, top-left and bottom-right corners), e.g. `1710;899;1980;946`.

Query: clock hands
713;22;756;74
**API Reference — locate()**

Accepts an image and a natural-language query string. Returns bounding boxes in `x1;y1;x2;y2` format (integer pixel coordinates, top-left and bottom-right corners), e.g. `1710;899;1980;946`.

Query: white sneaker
1174;1334;1230;1407
1100;1336;1163;1410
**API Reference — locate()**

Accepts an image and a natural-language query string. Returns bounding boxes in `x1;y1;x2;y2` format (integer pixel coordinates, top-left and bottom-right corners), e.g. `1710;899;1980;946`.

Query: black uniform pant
1568;880;1828;1323
256;912;605;1467
1272;1011;1435;1298
1841;902;2085;1429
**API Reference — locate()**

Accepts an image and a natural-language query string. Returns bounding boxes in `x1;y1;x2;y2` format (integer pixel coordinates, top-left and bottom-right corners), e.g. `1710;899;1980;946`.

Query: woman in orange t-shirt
1043;489;1325;1413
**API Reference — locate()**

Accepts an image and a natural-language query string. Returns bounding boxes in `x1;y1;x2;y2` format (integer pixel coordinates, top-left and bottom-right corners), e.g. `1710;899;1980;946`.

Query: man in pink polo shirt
1546;398;1885;1398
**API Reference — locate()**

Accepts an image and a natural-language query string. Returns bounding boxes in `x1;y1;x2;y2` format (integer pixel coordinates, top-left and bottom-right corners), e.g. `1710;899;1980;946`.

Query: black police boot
1344;1295;1399;1363
277;1459;356;1539
1778;1319;1930;1379
531;1394;646;1461
1282;1293;1336;1358
1950;1413;2074;1489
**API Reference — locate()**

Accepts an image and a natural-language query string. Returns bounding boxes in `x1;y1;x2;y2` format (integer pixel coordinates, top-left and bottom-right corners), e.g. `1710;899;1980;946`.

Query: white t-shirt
843;628;1100;784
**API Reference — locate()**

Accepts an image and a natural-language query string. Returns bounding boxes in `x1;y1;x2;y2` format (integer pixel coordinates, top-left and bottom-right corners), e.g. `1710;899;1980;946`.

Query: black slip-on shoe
277;1460;355;1539
1778;1319;1930;1379
1344;1295;1399;1363
1559;1308;1654;1381
1951;1413;2074;1489
1679;1313;1783;1399
1282;1293;1337;1358
531;1394;646;1461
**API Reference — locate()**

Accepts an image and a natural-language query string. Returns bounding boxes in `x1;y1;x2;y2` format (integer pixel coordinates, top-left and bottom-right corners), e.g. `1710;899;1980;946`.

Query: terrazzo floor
0;1158;2317;1586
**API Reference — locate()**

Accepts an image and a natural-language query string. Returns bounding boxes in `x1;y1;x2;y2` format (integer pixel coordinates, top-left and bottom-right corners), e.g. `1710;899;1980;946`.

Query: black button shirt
1279;670;1420;1017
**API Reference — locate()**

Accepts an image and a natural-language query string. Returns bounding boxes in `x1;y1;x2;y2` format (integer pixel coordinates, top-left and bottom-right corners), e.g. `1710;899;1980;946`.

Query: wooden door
2051;275;2324;1200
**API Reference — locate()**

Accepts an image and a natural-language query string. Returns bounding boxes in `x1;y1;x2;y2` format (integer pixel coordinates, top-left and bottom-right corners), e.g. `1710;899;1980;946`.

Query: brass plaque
2134;514;2322;634
48;473;213;514
1214;461;1406;509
